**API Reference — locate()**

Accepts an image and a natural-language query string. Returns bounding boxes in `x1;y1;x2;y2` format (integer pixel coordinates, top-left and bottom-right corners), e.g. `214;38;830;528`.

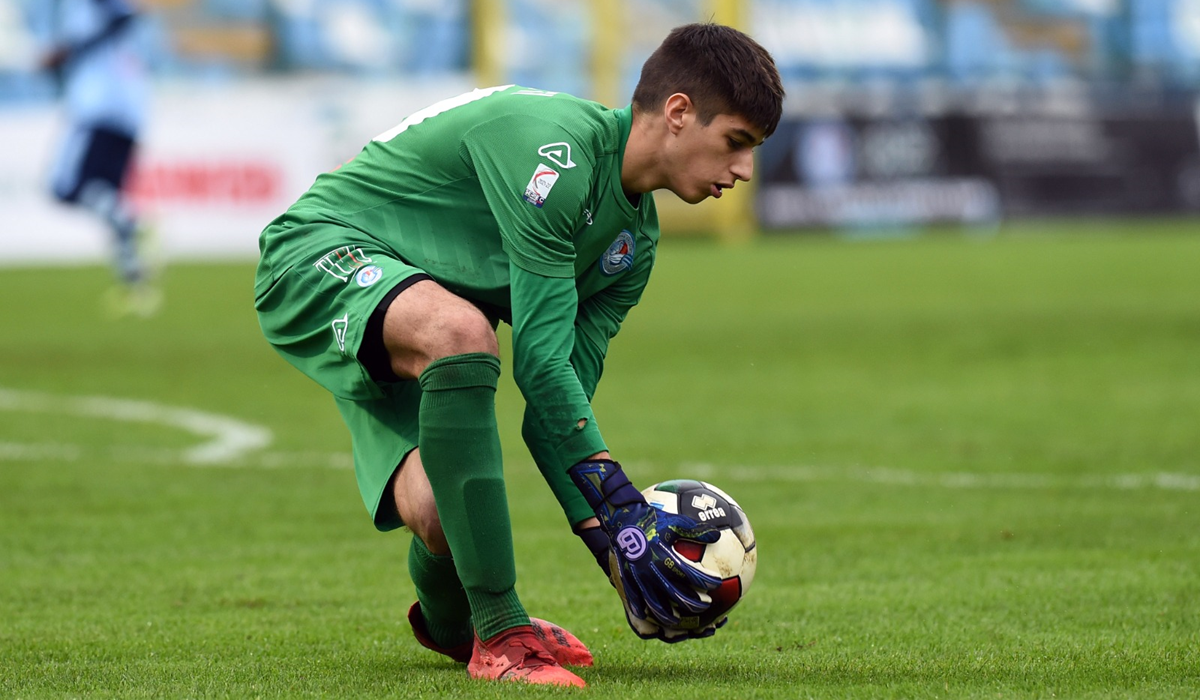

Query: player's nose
731;151;754;182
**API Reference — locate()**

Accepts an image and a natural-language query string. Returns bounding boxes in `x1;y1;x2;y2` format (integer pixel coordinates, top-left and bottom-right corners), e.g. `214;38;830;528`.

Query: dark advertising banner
756;107;1200;228
963;113;1200;216
756;116;1001;228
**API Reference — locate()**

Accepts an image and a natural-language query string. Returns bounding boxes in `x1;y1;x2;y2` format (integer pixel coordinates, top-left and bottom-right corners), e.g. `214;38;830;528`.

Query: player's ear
663;93;692;136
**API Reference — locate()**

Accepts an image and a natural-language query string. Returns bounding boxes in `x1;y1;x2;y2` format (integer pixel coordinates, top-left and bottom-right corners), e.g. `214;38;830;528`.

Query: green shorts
254;223;428;531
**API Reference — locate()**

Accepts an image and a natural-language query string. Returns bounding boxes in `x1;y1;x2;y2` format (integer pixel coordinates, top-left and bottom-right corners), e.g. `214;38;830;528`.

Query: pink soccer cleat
467;625;587;687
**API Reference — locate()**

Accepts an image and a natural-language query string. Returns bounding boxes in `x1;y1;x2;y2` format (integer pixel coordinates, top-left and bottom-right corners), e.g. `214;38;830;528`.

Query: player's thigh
378;279;500;380
255;234;428;401
49;125;134;203
48;124;91;202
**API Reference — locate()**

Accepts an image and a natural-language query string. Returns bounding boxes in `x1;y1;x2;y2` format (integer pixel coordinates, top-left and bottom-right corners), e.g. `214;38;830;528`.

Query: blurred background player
40;0;157;316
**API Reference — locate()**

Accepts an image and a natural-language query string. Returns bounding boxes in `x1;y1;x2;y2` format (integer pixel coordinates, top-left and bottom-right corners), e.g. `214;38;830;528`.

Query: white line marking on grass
683;463;1200;492
0;443;353;470
0;441;83;461
101;446;353;470
0;390;1193;496
0;387;273;464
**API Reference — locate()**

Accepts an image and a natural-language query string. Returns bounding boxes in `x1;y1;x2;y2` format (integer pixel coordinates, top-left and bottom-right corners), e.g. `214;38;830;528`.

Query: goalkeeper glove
576;523;729;642
568;459;722;628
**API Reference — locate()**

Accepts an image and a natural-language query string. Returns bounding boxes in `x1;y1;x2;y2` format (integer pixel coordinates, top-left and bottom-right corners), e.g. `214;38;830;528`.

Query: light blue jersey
52;0;148;134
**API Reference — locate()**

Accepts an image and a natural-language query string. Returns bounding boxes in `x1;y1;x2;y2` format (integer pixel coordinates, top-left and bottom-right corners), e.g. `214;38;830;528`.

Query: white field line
0;386;1195;493
0;387;272;464
684;462;1200;493
0;441;83;461
0;442;352;470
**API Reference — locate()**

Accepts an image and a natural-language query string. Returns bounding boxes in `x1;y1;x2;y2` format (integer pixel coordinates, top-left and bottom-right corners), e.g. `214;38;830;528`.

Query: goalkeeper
254;23;782;687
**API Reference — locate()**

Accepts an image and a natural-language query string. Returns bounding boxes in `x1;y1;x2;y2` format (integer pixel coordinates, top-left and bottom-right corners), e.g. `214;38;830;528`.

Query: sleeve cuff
557;419;608;468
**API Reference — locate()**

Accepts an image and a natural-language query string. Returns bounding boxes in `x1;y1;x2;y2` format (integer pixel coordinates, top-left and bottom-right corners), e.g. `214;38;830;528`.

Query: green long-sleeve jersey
258;85;659;525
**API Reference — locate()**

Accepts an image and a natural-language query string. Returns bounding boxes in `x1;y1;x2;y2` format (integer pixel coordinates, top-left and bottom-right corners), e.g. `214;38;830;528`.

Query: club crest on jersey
600;230;635;276
523;164;560;208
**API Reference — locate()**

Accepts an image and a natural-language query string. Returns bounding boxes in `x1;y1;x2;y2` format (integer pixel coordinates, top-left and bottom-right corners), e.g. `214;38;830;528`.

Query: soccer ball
642;479;757;629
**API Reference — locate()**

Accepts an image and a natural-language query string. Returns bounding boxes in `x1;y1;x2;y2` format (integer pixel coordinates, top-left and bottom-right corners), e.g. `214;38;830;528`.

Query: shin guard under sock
417;353;528;641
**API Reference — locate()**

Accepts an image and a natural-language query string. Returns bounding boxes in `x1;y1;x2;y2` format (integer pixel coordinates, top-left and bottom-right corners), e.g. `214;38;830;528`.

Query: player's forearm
509;264;608;466
522;405;597;527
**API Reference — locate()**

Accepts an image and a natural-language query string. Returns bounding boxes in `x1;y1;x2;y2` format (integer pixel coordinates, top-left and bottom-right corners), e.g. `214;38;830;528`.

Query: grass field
2;220;1198;698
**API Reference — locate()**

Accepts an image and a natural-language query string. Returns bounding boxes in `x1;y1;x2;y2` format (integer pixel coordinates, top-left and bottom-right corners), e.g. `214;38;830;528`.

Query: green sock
418;353;529;641
408;536;472;648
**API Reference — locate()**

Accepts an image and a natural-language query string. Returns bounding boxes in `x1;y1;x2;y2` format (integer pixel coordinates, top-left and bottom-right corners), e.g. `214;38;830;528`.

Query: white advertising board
0;75;472;267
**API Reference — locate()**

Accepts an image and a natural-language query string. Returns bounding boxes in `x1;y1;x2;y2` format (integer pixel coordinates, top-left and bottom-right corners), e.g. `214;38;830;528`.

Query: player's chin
678;188;711;205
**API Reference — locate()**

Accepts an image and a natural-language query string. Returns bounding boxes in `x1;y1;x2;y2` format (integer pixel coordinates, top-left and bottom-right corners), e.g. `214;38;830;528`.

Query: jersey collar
610;105;639;216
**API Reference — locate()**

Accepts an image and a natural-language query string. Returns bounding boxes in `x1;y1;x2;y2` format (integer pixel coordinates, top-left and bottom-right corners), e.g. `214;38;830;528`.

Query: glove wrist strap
575;525;610;556
568;459;644;514
575;526;612;576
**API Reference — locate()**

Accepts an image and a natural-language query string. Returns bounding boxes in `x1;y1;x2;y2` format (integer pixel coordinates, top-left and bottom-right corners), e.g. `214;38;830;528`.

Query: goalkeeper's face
667;111;764;204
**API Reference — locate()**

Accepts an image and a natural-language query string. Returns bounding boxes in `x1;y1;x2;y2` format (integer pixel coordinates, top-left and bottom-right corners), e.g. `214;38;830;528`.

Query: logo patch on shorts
332;314;349;353
599;230;635;276
314;246;373;282
523;164;560;208
355;265;383;287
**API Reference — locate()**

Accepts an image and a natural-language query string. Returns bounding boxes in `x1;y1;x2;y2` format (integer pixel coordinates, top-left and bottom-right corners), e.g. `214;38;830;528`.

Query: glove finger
671;524;722;544
656;548;723;592
659;513;722;545
652;562;714;613
616;563;650;621
634;572;682;627
642;591;681;627
617;570;668;640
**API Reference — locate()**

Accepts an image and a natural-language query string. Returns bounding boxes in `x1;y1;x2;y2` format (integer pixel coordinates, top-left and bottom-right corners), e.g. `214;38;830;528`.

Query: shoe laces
499;637;557;670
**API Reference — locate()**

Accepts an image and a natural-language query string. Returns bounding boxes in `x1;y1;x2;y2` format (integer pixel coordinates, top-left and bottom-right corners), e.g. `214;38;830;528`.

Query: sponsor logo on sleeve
599;230;635;275
538;142;576;169
314;246;373;282
523;164;560;208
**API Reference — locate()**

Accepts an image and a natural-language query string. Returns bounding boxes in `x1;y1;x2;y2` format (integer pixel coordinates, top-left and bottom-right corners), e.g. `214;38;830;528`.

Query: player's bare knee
381;291;498;377
437;306;498;358
387;311;496;378
410;509;450;555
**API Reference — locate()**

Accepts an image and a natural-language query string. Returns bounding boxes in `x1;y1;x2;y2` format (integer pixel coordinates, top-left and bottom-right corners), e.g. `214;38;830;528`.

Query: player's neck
620;114;669;196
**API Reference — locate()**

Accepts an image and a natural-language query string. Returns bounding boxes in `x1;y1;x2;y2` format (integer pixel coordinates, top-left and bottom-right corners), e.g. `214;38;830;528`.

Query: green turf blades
1;223;1198;697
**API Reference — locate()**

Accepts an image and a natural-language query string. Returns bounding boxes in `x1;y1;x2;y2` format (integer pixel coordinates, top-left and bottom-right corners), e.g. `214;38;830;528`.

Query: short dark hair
632;23;784;138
